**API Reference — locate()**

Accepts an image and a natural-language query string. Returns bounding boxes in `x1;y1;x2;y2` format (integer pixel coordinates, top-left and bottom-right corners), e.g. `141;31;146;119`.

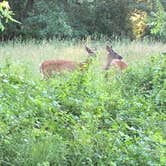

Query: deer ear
85;45;95;56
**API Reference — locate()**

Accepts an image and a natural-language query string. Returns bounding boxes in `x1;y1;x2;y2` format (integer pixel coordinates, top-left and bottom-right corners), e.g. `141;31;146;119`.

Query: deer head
106;45;123;60
104;45;123;70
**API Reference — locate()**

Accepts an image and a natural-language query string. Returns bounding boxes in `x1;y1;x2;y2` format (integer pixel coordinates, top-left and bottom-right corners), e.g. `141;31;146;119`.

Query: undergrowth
0;54;165;165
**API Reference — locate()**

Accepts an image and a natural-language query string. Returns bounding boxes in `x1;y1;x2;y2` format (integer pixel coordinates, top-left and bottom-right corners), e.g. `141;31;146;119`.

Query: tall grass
0;39;165;78
0;39;165;165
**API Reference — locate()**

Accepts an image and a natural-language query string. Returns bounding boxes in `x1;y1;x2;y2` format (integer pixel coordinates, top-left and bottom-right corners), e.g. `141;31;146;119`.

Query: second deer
104;45;128;70
40;46;96;79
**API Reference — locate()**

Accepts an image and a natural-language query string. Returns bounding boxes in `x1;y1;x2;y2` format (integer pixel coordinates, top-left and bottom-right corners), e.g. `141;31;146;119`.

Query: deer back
40;46;96;78
40;60;78;78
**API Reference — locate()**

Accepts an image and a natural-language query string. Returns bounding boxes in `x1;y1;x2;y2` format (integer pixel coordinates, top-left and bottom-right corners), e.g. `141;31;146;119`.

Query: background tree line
1;0;166;41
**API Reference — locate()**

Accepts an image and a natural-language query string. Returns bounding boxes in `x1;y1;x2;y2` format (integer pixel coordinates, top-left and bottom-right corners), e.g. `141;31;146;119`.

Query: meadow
0;39;166;165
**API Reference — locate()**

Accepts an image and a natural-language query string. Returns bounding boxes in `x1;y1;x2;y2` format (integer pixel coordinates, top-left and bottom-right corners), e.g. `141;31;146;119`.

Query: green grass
0;39;165;165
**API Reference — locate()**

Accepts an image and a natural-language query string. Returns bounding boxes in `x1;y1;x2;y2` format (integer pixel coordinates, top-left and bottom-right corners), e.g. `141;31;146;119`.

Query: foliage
0;52;165;165
66;0;131;38
0;0;19;32
130;9;147;39
148;0;166;42
0;0;136;39
21;0;73;39
1;0;166;40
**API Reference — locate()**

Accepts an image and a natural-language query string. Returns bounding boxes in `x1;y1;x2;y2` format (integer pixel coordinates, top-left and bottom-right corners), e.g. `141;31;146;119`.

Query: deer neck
104;54;113;70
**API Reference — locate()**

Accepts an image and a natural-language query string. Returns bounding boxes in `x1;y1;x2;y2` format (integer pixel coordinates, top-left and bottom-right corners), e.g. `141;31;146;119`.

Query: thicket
1;0;166;41
0;54;165;165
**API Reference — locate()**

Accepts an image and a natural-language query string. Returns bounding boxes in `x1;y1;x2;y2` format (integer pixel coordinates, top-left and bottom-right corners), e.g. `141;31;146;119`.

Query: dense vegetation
0;0;165;165
1;0;166;41
0;42;165;165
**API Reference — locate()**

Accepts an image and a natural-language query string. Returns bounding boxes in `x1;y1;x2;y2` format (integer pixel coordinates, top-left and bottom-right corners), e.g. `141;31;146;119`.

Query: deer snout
119;56;123;60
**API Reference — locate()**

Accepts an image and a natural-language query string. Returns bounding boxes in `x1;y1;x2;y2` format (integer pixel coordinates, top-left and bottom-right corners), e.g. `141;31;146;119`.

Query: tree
148;0;166;41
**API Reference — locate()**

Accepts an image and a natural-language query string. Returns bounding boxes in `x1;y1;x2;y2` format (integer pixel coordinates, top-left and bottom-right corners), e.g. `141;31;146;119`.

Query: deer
40;46;96;79
104;45;128;70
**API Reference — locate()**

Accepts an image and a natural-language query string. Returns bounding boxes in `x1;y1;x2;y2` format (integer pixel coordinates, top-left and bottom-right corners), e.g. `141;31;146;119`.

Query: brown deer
104;45;128;70
40;46;96;79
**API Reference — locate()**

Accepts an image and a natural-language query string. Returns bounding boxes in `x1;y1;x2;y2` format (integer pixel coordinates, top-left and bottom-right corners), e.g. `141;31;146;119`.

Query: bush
0;54;165;165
